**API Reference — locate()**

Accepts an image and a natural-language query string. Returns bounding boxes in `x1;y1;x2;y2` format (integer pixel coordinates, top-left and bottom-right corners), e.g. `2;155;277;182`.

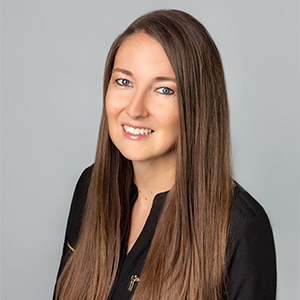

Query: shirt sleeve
53;165;93;298
226;186;277;299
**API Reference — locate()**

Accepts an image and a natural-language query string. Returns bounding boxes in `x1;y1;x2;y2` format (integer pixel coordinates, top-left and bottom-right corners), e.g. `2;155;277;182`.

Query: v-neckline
115;190;168;282
126;189;168;257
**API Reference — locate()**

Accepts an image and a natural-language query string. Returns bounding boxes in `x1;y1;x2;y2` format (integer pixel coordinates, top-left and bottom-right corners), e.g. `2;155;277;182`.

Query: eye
116;78;133;87
156;87;174;95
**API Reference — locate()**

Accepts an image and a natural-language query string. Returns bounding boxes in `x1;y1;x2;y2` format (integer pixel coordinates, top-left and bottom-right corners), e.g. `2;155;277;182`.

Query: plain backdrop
1;0;299;299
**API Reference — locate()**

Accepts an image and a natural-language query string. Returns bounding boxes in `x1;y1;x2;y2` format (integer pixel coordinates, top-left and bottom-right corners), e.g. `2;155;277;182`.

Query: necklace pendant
128;274;140;292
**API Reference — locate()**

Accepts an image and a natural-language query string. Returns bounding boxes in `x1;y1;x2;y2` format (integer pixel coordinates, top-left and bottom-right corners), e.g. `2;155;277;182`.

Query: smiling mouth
122;125;154;136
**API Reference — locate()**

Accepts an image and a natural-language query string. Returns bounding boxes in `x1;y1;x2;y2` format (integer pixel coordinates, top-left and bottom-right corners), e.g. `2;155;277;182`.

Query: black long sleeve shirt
54;166;276;299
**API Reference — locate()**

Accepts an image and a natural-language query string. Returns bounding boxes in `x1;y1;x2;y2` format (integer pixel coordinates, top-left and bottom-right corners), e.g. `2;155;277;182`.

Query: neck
132;154;176;197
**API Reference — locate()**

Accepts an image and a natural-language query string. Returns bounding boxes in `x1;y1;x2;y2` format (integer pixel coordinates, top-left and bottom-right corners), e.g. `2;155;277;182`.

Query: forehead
113;32;175;77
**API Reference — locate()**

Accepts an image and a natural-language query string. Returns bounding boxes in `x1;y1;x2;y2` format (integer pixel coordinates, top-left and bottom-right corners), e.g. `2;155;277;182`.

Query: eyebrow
112;68;133;76
155;76;176;83
112;68;176;83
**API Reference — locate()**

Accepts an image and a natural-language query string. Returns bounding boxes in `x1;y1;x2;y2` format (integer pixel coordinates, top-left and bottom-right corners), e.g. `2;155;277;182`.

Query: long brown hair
56;9;233;299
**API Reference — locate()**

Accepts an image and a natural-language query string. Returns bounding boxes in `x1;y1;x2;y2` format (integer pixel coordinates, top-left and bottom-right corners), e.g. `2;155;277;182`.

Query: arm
53;165;93;298
226;188;277;299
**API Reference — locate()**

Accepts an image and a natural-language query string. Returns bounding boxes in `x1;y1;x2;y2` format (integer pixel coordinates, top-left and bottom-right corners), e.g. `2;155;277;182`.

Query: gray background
1;0;299;299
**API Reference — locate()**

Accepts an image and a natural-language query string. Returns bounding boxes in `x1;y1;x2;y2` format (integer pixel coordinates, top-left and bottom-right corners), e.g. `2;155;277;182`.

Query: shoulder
226;182;277;298
75;164;94;192
66;165;94;245
230;182;270;225
69;165;93;215
228;182;274;249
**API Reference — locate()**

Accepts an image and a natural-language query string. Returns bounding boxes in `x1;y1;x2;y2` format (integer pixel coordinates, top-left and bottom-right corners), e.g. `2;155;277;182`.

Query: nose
126;90;149;119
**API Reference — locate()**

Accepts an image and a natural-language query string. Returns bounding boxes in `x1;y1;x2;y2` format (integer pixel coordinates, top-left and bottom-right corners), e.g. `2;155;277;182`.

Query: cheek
169;112;180;141
105;87;125;115
159;108;179;130
105;97;120;121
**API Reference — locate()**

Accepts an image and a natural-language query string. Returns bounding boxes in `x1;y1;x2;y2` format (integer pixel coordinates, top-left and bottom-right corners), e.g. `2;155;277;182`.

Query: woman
54;9;276;299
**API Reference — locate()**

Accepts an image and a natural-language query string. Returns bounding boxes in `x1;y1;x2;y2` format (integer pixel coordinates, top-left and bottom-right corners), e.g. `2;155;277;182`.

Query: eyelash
156;87;174;95
115;78;175;95
116;78;133;87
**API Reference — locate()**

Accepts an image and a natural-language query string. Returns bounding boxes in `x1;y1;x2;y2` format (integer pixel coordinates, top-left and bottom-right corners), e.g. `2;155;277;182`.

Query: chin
119;152;148;162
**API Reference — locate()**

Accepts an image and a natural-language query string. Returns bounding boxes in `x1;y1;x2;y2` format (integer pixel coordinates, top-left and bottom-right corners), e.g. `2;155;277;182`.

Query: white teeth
129;127;135;134
123;125;153;135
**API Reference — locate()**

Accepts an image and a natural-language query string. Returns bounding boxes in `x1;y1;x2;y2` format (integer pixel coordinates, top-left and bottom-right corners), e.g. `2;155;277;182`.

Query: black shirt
55;166;276;299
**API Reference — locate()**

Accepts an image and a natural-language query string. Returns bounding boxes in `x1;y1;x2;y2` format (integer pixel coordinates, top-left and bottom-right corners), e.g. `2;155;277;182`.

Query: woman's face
105;32;179;165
